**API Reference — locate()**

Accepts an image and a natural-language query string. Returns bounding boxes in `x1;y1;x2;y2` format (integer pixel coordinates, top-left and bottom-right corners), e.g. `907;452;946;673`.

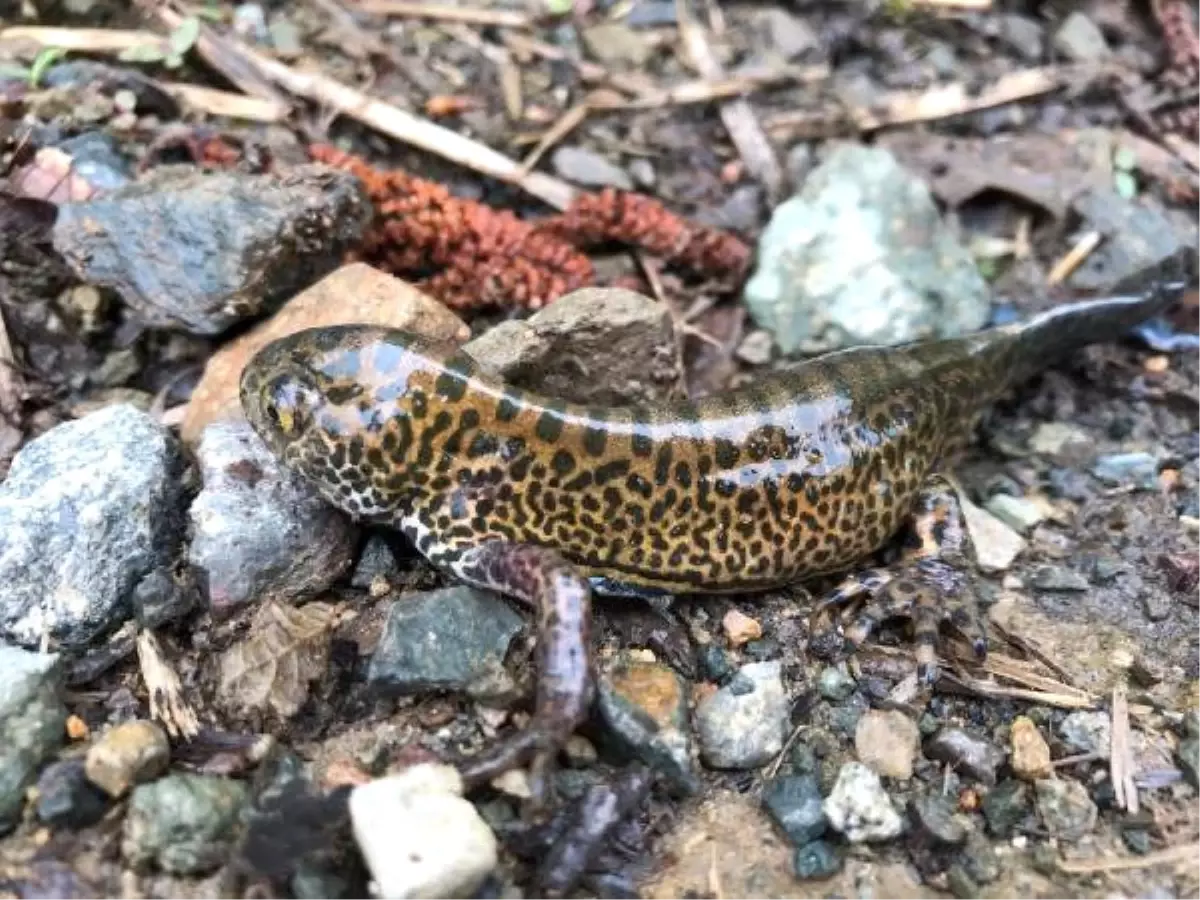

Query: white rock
823;761;904;843
959;491;1026;573
349;764;498;899
694;661;789;769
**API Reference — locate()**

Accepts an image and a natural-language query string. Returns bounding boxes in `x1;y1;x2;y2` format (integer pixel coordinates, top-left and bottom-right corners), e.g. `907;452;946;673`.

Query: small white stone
823;761;904;843
349;764;498;899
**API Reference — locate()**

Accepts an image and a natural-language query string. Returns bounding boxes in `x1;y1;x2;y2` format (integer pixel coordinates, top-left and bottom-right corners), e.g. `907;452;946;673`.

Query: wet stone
762;774;827;846
822;761;903;843
695;644;733;684
596;654;698;796
1052;11;1111;61
924;727;1005;785
188;421;358;616
1010;716;1053;781
551;146;633;191
855;709;920;779
130;566;196;629
0;647;67;833
1090;453;1160;492
84;719;170;798
792;839;841;880
1031;565;1089;592
1177;737;1198;789
1059;710;1112;758
1034;778;1097;841
35;758;110;829
694;661;789;770
122;773;248;875
909;794;967;847
52;165;371;335
981;779;1029;837
367;586;523;696
0;405;185;649
817;666;856;701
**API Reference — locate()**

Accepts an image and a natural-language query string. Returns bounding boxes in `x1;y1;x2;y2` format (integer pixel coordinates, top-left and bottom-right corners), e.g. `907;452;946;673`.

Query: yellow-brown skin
240;282;1181;792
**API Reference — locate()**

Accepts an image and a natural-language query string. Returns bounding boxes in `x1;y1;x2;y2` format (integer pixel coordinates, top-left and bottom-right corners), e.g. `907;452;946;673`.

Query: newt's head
240;325;464;521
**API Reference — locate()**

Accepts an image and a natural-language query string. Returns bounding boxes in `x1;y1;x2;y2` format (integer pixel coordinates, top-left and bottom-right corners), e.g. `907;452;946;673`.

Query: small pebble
822;762;903;843
762;774;827;846
35;758;110;829
1030;565;1089;592
792;839;841;880
694;661;789;770
1090;452;1159;492
1034;778;1097;841
695;644;733;684
984;494;1046;535
721;609;762;647
909;794;967;847
84;720;170;797
1053;11;1111;61
65;715;89;741
855;709;919;779
349;765;497;899
551;146;633;190
1027;422;1090;459
122;773;248;875
1010;716;1052;781
1058;710;1112;758
817;666;856;702
981;779;1029;837
1121;826;1152;855
924;727;1005;785
0;647;67;834
1176;737;1198;788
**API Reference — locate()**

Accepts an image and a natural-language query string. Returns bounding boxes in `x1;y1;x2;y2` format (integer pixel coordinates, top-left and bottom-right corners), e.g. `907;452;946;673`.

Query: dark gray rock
56;131;133;192
981;779;1030;837
53;165;370;335
0;405;185;648
1091;453;1159;492
35;758;110;829
924;727;1005;785
367;586;522;695
744;144;990;353
123;773;248;875
1034;778;1097;841
350;536;401;590
0;646;67;833
1031;565;1090;592
551;146;633;191
694;661;789;769
695;644;733;684
997;15;1045;62
188;422;357;616
1177;737;1198;788
961;834;1001;884
909;794;967;846
816;666;856;702
1052;12;1110;61
131;566;196;629
792;839;841;880
762;774;827;845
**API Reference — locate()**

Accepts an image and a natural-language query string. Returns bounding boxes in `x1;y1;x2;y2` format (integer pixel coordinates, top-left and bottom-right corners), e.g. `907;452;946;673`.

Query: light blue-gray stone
0;646;67;834
743;144;990;354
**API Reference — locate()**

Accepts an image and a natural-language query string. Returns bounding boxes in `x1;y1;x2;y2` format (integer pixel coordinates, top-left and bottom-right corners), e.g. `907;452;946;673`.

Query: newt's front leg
811;476;988;681
443;541;593;798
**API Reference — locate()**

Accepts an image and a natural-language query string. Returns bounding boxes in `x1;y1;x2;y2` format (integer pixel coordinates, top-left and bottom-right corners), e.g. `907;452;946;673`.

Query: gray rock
0;646;67;833
855;709;920;779
817;666;856;702
823;761;903;843
696;185;762;235
0;405;185;648
84;720;170;797
743;144;990;354
580;22;651;66
1069;188;1194;293
1090;452;1159;491
1177;737;1198;788
350;536;401;590
596;654;698;796
1052;12;1110;62
367;586;523;695
464;287;680;407
36;758;110;829
763;774;827;845
1059;710;1112;758
961;834;1001;885
1031;565;1089;592
123;773;248;875
551;146;633;191
981;779;1030;837
189;422;357;616
909;794;967;846
984;493;1046;535
754;8;819;60
131;566;196;629
1034;778;1097;841
695;661;789;769
1028;422;1091;461
997;14;1045;62
793;839;841;879
924;727;1005;785
625;0;676;27
959;494;1026;573
53;165;370;335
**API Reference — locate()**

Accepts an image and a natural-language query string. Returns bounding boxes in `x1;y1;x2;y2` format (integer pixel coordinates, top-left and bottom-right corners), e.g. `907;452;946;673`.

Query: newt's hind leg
811;477;988;682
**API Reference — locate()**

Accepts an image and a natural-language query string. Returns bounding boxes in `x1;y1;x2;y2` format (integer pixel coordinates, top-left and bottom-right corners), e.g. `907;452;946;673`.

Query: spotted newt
240;280;1183;794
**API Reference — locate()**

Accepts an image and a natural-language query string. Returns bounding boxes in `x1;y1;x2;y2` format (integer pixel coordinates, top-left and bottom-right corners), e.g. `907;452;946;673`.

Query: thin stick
910;0;992;9
501;31;653;97
1163;133;1200;172
1047;230;1103;284
353;0;531;28
1111;684;1140;814
590;66;829;111
161;81;288;121
0;25;160;52
1057;843;1196;874
518;101;590;176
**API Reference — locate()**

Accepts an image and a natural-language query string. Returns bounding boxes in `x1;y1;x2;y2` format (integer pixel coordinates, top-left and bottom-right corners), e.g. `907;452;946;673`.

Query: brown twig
1047;230;1103;285
0;25;160;52
1057;843;1196;874
161;82;287;122
353;0;531;28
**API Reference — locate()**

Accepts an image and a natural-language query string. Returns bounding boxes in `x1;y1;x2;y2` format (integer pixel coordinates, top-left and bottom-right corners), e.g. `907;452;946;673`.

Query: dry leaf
218;600;336;719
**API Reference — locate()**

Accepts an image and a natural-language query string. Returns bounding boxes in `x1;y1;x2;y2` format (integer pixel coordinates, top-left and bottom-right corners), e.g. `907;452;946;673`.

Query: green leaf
1114;170;1137;199
1113;146;1137;172
118;42;167;64
168;16;201;57
28;46;67;87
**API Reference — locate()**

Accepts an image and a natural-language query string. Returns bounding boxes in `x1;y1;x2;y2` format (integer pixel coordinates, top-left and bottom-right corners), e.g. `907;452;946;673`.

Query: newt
240;280;1184;794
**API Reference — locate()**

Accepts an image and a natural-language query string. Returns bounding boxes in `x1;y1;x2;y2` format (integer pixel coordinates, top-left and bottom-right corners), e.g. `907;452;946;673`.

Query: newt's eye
264;376;311;437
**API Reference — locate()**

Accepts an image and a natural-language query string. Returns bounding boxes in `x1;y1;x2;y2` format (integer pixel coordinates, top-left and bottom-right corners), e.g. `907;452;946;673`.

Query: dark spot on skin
594;459;631;485
630;429;653;457
715;439;739;469
552;450;576;475
434;371;466;402
467;432;499;458
535;405;566;442
626;473;652;499
496;393;520;422
654;444;673;486
583;426;607;457
674;462;692;488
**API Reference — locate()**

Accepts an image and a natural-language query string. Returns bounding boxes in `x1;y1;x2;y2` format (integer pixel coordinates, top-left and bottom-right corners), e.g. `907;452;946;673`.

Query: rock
580;22;651;66
1177;737;1198;788
909;794;967;846
123;773;248;875
762;774;826;846
698;184;762;235
1034;778;1097;841
743;144;990;354
695;661;789;770
792;839;841;879
959;493;1026;572
1028;422;1091;461
84;720;170;797
349;764;497;899
0;405;184;648
984;493;1047;535
35;757;110;829
735;330;775;366
721;609;762;647
1090;452;1159;492
367;586;523;696
1010;716;1052;781
1052;12;1110;61
695;644;733;684
53;165;371;335
130;566;196;629
0;647;67;833
1031;565;1089;592
188;422;358;616
1059;710;1112;758
596;654;698;795
816;666;856;702
753;8;819;60
855;709;920;779
822;761;903;843
924;728;1005;785
997;14;1045;62
981;779;1029;837
551;146;633;191
960;834;1000;885
463;287;680;406
181;263;469;442
350;536;402;591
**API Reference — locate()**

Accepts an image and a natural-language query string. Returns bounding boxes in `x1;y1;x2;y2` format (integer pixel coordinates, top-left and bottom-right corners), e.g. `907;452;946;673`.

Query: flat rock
0;405;185;648
0;646;67;833
188;421;357;615
1090;452;1160;492
181;264;469;443
981;779;1031;837
694;661;789;769
823;761;903;843
122;773;248;875
924;727;1005;785
551;146;633;191
984;493;1047;536
909;794;967;846
855;709;920;779
463;287;681;406
960;492;1026;572
743;144;990;354
53;165;371;335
